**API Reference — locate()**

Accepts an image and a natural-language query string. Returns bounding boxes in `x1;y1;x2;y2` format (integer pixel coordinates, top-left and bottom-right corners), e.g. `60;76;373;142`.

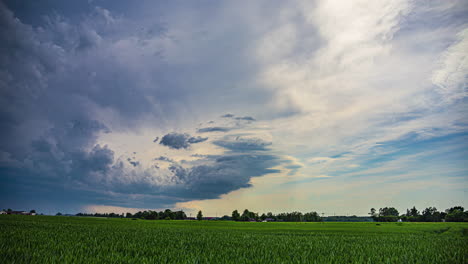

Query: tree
240;209;255;221
56;212;62;216
231;210;240;221
369;208;377;218
406;206;419;217
126;212;133;218
379;207;399;217
197;210;203;221
266;212;275;220
446;206;464;214
421;207;441;222
174;210;187;220
445;209;464;222
220;215;231;220
30;209;36;214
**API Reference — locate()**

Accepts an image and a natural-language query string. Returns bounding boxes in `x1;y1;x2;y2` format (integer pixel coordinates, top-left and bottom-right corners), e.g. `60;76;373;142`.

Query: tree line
76;209;187;220
230;209;322;222
71;206;468;222
369;206;467;222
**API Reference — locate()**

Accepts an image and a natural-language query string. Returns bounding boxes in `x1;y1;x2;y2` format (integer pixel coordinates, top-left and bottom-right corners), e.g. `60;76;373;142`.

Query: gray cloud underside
159;132;208;149
213;137;273;151
0;2;279;210
221;113;256;121
197;127;233;133
0;0;282;209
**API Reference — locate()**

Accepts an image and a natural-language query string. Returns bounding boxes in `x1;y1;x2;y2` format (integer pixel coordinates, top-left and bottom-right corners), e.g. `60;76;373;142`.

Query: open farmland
1;215;467;263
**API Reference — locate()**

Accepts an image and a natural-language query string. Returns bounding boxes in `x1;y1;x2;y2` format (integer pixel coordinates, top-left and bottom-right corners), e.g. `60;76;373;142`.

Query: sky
0;0;467;216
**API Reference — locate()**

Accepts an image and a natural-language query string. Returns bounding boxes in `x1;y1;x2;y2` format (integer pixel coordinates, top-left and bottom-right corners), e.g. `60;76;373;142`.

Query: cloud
159;132;208;149
431;28;468;103
1;0;466;215
155;156;174;162
213;136;272;151
187;136;209;144
220;113;256;121
127;158;139;167
235;116;256;121
197;127;232;133
159;154;281;200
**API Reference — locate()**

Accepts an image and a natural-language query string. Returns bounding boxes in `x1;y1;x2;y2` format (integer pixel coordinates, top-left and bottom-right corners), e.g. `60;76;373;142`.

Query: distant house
7;211;35;215
0;210;6;215
8;211;26;215
262;218;275;222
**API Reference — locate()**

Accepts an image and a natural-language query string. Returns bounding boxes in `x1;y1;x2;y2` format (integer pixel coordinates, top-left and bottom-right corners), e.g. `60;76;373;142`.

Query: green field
1;215;467;263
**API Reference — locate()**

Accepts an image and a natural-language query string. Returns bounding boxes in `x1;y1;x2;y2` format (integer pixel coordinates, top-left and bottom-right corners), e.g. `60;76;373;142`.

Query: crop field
1;215;467;263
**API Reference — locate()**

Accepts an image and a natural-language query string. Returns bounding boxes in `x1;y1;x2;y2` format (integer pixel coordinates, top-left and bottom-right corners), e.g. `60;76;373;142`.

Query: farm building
6;211;36;215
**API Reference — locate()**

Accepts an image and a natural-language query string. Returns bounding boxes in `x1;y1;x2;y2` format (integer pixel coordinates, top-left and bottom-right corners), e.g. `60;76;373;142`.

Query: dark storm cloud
0;3;164;210
0;2;284;212
161;154;280;199
159;132;208;149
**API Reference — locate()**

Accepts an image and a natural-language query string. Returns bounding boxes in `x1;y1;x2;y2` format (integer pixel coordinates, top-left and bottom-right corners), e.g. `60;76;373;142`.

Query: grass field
1;215;467;263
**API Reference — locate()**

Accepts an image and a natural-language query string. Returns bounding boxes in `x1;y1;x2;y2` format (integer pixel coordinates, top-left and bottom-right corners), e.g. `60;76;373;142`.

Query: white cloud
432;28;468;103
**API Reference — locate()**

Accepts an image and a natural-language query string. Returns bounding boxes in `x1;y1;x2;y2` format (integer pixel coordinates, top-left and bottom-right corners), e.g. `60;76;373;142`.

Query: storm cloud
159;133;208;149
2;0;466;216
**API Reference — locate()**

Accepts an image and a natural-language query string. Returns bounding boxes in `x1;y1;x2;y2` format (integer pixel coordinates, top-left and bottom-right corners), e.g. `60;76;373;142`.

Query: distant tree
126;212;133;218
446;206;464;214
260;213;267;221
220;215;231;220
304;212;321;222
241;209;255;221
231;210;240;221
369;208;377;218
371;207;399;222
7;208;12;212
30;209;36;214
379;207;399;217
163;209;174;220
445;210;464;222
266;212;275;220
147;211;158;220
406;206;419;217
56;212;62;216
174;210;187;220
445;207;466;222
197;210;203;221
421;207;441;222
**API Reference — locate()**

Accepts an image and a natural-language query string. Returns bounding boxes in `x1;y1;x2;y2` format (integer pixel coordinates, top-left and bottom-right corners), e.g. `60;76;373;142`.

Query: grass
1;215;467;263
